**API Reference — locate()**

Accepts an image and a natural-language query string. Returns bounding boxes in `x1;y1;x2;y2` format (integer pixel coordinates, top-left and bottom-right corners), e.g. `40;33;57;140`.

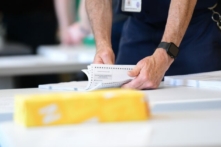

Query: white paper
39;64;135;91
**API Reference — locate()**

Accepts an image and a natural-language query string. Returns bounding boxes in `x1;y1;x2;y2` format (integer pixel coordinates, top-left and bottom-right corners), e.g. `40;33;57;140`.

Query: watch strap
157;42;179;58
157;42;170;51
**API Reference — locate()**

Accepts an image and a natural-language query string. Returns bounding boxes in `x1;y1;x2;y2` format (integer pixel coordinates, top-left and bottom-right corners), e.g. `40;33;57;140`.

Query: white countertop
1;83;221;116
1;110;221;147
0;83;221;147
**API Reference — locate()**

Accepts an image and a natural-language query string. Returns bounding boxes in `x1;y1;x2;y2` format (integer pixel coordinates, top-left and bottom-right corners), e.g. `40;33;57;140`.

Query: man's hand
122;49;174;89
59;23;90;45
60;28;73;45
93;47;115;64
68;23;90;44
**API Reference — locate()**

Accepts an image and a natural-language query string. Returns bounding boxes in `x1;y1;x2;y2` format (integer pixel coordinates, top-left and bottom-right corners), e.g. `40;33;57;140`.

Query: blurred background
0;0;128;90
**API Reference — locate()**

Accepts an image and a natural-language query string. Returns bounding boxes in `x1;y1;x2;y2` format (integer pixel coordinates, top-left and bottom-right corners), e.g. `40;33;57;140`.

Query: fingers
122;62;143;89
93;48;115;64
60;31;72;45
93;57;104;64
128;65;141;77
122;76;158;90
122;69;148;89
122;68;160;90
93;55;114;64
122;77;143;89
137;80;159;90
68;25;84;44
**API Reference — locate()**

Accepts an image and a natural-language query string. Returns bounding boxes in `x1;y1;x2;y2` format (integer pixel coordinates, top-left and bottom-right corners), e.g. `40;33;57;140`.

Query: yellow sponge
14;89;150;127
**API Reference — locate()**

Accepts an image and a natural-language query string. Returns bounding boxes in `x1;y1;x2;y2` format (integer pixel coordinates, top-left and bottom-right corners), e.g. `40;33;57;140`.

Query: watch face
169;43;179;57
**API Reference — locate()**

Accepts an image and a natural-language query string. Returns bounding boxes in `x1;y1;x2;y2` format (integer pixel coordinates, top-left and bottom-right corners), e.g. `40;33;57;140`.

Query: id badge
122;0;142;12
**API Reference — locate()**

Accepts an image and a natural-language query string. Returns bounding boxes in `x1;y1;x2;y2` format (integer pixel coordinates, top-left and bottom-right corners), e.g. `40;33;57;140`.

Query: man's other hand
122;49;174;89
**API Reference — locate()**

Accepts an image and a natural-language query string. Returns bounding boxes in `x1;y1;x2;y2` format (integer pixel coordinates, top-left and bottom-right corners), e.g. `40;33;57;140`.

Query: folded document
39;64;135;91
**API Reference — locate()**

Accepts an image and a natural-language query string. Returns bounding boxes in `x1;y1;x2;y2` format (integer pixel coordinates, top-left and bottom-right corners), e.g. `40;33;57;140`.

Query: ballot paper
164;70;221;89
39;64;135;91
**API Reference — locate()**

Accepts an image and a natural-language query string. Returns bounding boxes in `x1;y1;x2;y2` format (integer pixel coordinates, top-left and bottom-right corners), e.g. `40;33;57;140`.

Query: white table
1;83;221;121
1;110;221;147
0;45;96;89
0;84;221;146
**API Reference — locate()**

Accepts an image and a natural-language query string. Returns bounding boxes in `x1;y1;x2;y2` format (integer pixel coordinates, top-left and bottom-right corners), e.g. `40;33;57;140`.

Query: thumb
128;65;141;77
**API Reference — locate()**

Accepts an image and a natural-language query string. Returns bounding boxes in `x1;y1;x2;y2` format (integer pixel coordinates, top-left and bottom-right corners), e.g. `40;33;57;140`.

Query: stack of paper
164;70;221;89
39;64;135;91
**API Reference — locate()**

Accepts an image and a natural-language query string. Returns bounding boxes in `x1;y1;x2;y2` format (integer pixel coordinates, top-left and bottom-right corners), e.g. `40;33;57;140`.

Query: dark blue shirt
115;0;221;75
116;0;218;24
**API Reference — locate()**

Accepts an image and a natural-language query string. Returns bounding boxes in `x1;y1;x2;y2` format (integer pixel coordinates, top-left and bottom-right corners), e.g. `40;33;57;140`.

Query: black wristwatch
157;42;179;58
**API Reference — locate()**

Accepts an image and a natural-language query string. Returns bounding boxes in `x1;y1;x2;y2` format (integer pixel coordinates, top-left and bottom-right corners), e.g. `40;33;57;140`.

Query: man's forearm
86;0;112;49
162;0;197;46
54;0;75;30
79;0;91;31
